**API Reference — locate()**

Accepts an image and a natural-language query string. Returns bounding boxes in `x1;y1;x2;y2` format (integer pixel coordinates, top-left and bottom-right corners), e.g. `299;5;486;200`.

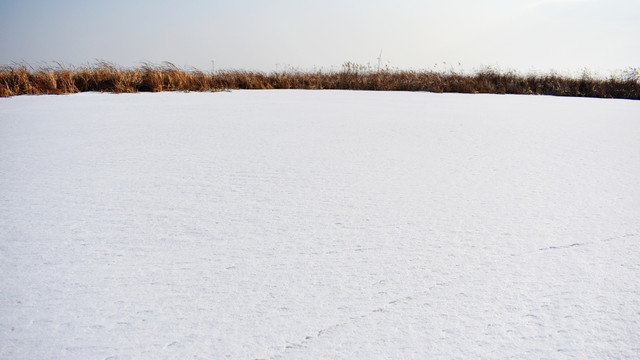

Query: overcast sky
1;0;638;74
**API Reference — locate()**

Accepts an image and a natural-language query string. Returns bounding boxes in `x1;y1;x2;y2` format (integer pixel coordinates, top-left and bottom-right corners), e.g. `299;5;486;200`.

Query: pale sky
1;0;638;74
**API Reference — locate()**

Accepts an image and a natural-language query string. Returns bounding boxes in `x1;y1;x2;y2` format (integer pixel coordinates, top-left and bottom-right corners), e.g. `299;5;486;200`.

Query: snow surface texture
1;90;639;359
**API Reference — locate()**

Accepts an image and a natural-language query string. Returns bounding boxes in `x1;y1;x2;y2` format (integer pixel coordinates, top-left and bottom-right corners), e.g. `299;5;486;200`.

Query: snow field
1;90;639;359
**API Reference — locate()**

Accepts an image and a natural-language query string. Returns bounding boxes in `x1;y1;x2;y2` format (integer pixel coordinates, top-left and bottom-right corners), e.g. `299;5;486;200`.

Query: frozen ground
0;90;639;359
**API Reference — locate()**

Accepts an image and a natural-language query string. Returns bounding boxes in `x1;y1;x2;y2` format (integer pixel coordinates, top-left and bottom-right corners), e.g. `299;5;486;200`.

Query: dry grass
1;62;638;99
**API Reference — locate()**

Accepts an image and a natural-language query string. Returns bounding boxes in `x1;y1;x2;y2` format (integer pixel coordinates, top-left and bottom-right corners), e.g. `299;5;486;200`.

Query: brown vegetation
1;62;638;99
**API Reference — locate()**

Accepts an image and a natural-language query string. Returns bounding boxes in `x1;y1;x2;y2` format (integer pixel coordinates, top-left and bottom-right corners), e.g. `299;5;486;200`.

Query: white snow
1;90;639;359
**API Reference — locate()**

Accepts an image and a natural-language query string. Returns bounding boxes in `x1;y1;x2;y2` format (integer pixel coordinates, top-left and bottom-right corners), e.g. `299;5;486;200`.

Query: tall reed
1;62;638;99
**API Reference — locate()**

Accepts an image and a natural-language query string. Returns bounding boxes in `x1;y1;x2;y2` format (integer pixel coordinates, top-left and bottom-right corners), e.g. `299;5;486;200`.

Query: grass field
2;62;639;99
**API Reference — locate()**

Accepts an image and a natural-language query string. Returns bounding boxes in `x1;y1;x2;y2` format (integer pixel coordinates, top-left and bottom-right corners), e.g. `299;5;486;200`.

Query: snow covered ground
1;90;639;359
